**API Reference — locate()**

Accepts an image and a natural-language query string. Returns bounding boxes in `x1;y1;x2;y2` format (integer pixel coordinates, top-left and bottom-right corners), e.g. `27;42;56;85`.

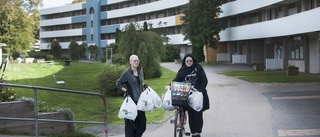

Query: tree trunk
205;45;209;64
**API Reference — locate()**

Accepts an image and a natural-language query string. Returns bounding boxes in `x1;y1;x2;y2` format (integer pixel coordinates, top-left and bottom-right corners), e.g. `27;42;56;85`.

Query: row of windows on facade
43;0;319;32
42;7;182;32
42;26;182;43
44;0;237;20
43;0;238;21
41;0;167;20
224;0;320;28
43;7;180;22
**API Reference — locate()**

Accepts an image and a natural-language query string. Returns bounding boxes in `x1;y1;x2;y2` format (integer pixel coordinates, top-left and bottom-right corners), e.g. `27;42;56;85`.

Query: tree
0;1;32;52
68;40;80;61
117;23;166;79
181;0;225;63
143;21;148;31
161;45;181;62
88;45;99;60
79;42;88;59
0;0;42;53
48;39;62;60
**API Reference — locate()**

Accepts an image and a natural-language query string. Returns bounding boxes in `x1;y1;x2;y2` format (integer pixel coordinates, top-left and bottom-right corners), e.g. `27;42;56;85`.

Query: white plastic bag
162;89;175;110
147;86;162;108
188;89;203;112
137;89;155;112
118;96;138;120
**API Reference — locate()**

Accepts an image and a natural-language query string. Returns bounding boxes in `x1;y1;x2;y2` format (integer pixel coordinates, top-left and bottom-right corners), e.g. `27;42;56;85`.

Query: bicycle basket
171;81;191;107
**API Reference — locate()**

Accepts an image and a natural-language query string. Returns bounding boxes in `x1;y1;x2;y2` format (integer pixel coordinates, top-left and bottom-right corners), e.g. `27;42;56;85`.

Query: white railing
217;53;229;62
232;55;246;64
266;59;283;70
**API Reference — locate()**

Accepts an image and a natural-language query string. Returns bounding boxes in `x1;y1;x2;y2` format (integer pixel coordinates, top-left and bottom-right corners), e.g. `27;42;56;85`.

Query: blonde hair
129;55;138;61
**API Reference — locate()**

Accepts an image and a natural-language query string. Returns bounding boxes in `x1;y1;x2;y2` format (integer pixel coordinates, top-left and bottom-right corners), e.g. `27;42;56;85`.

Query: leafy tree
48;39;62;60
0;1;34;53
79;42;87;59
192;44;205;62
143;21;148;31
161;45;181;62
117;23;166;79
68;40;80;61
30;9;40;40
88;45;99;60
181;0;225;63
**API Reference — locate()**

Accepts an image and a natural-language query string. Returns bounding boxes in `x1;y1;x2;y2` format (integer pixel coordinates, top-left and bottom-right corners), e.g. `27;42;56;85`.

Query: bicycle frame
172;107;190;137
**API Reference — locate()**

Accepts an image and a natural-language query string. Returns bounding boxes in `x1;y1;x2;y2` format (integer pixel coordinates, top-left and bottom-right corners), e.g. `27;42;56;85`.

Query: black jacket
172;54;210;111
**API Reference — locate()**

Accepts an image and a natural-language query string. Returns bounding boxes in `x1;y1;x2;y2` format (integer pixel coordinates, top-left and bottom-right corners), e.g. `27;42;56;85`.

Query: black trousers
187;106;203;133
125;111;146;137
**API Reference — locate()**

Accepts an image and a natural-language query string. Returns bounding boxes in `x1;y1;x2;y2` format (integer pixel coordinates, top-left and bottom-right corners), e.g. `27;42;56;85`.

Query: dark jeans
187;106;203;134
125;111;146;137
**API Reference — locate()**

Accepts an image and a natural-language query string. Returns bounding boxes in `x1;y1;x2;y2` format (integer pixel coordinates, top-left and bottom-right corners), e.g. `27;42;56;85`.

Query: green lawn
223;70;320;83
4;61;176;127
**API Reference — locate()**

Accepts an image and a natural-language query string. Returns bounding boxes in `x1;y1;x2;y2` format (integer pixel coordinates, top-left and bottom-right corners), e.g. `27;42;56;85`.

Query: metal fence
0;83;108;137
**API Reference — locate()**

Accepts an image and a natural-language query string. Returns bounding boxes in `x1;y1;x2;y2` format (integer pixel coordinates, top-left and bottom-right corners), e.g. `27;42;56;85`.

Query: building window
290;36;304;60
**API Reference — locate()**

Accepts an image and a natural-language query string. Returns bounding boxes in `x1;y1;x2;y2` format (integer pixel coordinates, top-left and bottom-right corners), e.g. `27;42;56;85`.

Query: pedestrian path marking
272;95;320;100
278;129;320;136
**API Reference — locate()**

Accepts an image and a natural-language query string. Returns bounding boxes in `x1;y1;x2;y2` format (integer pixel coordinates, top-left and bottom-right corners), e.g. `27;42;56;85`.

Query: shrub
0;76;17;102
11;51;20;60
287;65;299;69
0;87;17;102
100;57;106;63
27;51;47;59
112;54;125;65
97;65;127;96
46;54;54;60
61;55;70;60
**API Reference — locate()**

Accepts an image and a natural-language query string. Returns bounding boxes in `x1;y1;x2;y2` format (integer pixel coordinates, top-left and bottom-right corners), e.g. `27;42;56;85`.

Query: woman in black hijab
170;53;210;137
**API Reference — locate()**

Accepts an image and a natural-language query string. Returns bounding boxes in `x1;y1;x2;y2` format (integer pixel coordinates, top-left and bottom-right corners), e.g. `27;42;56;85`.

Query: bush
100;57;106;63
112;54;125;65
61;55;70;60
27;51;47;59
11;51;20;60
97;65;127;96
46;54;54;60
0;75;17;102
0;87;17;102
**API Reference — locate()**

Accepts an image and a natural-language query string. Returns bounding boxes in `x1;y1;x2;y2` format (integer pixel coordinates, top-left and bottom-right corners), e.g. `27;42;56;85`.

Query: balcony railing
266;59;283;70
232;55;246;64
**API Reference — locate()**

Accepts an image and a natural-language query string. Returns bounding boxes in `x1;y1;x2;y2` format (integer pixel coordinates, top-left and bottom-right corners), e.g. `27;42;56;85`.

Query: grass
3;61;176;127
223;70;320;83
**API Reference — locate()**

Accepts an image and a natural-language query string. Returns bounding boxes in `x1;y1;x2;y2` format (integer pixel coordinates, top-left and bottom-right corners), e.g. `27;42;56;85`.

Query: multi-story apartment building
40;0;320;74
39;0;190;59
214;0;320;73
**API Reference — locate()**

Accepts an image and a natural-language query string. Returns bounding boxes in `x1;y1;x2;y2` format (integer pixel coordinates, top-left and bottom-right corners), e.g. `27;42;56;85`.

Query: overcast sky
40;0;74;9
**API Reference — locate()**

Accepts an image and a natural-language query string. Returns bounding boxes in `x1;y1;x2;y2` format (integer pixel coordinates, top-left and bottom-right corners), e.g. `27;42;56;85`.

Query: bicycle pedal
185;132;191;136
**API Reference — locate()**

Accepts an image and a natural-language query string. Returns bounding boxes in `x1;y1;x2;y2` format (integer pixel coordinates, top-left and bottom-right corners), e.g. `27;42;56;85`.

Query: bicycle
170;107;190;137
169;81;193;137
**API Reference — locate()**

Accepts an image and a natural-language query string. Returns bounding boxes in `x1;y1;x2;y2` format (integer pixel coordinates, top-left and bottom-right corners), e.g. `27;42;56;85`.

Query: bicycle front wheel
174;109;184;137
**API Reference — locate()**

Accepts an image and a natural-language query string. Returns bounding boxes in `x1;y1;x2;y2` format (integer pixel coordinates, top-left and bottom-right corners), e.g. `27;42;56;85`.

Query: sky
40;0;74;9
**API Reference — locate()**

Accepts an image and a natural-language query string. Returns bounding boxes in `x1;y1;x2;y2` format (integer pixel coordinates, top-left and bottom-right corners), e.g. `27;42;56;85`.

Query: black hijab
178;53;198;77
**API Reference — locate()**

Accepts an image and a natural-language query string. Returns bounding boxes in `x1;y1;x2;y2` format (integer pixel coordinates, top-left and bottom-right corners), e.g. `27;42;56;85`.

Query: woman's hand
165;86;170;90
